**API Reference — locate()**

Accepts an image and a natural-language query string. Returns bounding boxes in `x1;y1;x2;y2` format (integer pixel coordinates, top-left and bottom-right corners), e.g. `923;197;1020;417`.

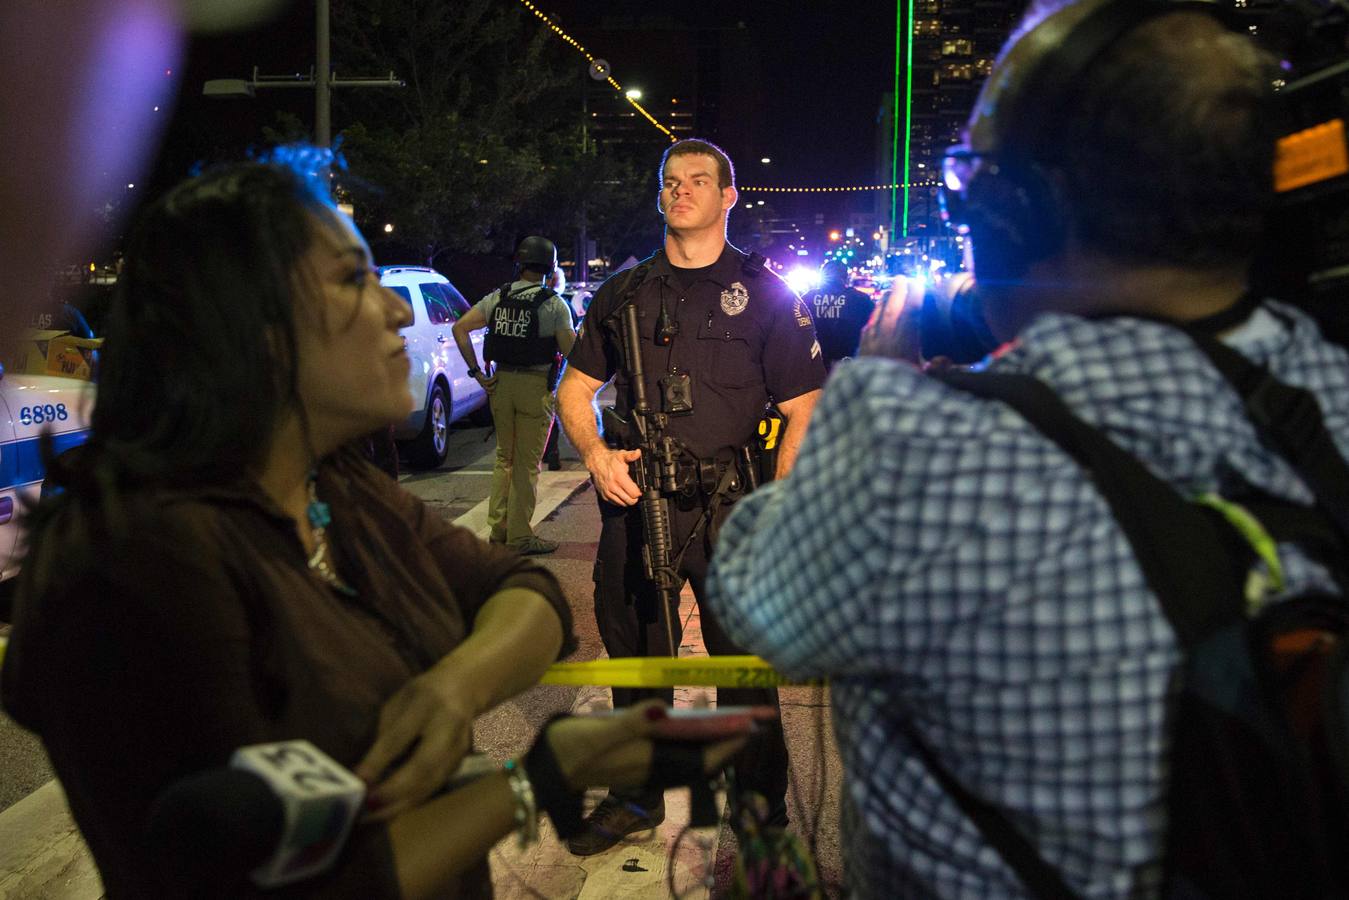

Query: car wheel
407;382;450;470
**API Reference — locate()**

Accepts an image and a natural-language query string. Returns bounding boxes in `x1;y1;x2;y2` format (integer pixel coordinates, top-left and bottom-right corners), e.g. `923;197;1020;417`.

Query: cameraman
706;1;1349;896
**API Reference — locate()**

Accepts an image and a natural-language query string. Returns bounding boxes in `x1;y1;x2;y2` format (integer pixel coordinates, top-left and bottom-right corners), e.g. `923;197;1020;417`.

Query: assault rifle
602;295;683;657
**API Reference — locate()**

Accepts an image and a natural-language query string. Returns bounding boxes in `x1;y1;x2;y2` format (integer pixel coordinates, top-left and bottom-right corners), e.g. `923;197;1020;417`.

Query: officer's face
659;153;736;234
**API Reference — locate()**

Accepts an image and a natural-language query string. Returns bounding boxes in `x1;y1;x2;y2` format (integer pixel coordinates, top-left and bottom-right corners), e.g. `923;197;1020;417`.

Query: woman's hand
544;701;747;791
355;669;476;822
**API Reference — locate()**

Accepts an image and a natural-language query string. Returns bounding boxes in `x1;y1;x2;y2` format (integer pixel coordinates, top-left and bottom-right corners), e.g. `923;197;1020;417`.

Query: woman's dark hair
77;158;337;490
8;157;344;723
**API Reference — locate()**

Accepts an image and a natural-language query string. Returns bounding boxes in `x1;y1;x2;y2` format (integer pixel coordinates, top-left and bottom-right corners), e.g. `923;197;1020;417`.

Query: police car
0;368;93;583
379;266;488;469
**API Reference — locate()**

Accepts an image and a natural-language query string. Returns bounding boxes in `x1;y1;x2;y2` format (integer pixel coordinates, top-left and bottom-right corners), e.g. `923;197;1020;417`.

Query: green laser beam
902;0;915;237
891;3;901;238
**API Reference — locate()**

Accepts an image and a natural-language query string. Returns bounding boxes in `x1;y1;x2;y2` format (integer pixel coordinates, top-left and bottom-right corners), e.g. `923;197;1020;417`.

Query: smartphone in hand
646;705;779;742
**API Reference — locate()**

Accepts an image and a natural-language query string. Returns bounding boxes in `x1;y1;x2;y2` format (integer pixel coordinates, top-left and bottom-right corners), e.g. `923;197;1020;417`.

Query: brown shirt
1;449;572;898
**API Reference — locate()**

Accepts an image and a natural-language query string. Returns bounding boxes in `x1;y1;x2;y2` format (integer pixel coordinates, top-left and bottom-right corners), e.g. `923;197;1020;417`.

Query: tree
329;1;577;264
329;0;655;267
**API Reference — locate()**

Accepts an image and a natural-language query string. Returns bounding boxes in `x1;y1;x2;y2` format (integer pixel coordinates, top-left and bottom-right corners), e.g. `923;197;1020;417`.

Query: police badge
720;281;749;316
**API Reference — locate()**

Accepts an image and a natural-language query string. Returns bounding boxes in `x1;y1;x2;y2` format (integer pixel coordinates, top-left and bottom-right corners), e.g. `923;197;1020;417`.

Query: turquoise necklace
306;473;356;596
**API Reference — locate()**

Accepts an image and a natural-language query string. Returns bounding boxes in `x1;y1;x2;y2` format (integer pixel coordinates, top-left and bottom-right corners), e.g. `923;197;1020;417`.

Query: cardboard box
16;330;102;381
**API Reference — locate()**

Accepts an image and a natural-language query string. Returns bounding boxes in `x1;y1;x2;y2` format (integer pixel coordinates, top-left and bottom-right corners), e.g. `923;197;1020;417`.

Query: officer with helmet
452;235;576;554
804;258;875;371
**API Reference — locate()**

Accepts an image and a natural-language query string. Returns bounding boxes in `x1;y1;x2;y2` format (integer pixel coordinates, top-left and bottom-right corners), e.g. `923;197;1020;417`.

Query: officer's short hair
660;139;736;191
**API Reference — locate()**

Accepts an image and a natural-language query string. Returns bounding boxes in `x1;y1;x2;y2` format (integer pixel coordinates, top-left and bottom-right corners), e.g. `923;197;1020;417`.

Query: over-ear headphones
944;0;1225;282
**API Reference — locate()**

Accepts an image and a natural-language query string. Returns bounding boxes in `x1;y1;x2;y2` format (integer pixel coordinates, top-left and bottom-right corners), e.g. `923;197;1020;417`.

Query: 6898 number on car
18;404;71;426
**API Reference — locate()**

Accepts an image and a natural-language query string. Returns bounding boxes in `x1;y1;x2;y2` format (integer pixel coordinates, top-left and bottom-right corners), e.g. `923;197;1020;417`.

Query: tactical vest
483;284;558;366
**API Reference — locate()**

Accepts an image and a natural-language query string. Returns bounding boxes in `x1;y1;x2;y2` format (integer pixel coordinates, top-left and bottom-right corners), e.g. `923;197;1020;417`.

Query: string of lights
740;181;939;193
516;1;935;198
516;0;677;142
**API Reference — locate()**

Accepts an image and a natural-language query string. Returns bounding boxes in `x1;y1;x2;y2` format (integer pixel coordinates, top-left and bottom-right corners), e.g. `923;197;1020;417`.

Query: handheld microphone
147;740;365;889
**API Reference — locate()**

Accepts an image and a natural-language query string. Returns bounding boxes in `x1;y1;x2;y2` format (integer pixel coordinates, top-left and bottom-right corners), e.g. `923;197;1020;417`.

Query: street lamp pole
580;69;588;155
203;0;401;149
579;71;589;285
316;0;331;146
577;58;611;288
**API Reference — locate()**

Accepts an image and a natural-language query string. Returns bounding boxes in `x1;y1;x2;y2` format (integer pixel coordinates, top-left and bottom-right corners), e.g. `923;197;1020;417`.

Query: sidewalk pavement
469;473;845;899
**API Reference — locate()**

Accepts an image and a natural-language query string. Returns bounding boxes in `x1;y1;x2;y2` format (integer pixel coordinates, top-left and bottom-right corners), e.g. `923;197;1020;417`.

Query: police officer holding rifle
558;138;825;854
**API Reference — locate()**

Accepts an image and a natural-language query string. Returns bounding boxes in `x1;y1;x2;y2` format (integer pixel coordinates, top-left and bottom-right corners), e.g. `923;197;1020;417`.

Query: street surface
0;414;843;898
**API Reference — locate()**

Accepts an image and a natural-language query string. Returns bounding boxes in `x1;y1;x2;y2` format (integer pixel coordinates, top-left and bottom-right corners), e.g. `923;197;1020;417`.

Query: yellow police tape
541;655;820;688
0;637;811;689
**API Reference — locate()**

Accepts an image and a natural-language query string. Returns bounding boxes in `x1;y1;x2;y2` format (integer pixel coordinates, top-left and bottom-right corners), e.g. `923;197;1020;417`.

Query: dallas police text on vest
493;307;533;337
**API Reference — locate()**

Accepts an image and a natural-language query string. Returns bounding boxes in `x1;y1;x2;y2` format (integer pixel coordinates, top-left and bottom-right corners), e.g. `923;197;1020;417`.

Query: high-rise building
877;0;1022;249
562;6;764;164
879;0;1302;251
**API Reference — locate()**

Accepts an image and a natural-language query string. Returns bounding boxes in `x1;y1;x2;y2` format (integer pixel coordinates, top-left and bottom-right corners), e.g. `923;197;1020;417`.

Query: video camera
921;0;1349;362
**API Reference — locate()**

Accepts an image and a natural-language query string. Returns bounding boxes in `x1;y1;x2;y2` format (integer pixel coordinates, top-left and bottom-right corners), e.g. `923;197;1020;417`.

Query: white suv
379;266;488;469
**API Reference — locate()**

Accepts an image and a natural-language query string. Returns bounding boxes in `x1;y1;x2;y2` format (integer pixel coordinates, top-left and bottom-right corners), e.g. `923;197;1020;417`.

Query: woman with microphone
1;155;739;898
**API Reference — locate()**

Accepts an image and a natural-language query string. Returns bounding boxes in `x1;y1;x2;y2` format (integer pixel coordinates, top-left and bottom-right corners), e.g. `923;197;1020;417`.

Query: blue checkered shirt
705;302;1349;898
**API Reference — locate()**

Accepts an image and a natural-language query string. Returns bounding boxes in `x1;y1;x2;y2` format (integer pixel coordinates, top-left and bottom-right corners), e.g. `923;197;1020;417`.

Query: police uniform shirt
473;280;573;372
568;244;826;459
807;284;874;365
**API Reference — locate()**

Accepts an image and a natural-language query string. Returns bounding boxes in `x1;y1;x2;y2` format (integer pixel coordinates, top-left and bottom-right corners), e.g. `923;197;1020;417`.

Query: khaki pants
487;369;555;545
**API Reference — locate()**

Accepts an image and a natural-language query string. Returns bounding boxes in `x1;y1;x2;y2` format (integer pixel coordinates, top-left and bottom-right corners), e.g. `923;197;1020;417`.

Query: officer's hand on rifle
584;446;643;506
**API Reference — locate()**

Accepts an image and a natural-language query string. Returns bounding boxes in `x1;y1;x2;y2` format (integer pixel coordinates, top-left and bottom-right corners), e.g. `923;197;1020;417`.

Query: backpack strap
899;719;1082;900
1225;494;1349;596
899;370;1257;900
1185;331;1349;543
928;349;1349;899
935;371;1249;645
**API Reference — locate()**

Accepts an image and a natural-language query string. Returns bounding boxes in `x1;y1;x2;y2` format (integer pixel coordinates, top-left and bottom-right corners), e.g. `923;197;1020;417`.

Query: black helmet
819;258;849;286
515;236;557;272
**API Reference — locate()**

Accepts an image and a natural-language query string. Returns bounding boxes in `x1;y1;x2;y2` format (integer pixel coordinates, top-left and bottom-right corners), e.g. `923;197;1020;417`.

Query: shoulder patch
794;299;813;328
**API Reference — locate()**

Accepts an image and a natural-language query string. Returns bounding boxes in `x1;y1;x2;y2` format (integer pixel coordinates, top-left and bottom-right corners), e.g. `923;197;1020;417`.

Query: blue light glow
786;267;819;294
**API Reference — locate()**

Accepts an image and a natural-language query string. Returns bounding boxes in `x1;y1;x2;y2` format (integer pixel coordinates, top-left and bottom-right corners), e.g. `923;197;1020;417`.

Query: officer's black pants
593;493;789;811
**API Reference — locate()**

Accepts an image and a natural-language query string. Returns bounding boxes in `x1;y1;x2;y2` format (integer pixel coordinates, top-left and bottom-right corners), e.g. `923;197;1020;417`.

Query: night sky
746;2;906;187
167;1;910;191
541;0;905;188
